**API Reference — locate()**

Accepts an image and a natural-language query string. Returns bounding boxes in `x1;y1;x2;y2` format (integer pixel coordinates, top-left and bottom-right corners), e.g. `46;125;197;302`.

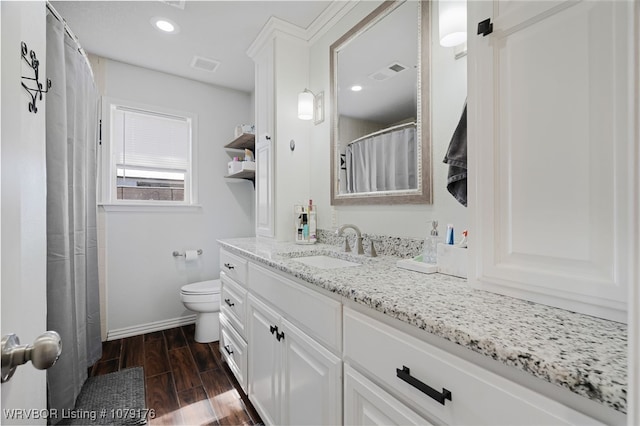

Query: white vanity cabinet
219;249;249;392
467;0;637;322
246;263;342;425
248;295;342;425
343;308;603;426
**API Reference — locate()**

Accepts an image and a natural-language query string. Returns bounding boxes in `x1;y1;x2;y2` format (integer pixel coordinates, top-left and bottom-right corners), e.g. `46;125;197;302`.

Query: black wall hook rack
21;41;51;114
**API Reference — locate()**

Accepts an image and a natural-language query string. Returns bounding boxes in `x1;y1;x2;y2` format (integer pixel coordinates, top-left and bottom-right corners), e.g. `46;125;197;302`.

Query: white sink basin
292;255;360;270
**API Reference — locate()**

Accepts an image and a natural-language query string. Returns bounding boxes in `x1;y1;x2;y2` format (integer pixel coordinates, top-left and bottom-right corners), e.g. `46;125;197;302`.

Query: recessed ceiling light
351;85;363;92
151;17;179;34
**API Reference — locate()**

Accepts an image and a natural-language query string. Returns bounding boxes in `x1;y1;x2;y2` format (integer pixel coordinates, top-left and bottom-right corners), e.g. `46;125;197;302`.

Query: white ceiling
336;0;417;124
50;0;333;93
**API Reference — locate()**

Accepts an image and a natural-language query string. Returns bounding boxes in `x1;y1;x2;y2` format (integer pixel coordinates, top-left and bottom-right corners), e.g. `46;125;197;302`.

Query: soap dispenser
422;220;439;264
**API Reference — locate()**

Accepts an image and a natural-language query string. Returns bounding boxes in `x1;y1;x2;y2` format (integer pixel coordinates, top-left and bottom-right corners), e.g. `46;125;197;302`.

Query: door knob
1;331;62;383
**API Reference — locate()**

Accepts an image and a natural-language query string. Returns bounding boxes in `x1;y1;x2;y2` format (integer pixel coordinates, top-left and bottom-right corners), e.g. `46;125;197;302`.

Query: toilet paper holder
173;249;203;257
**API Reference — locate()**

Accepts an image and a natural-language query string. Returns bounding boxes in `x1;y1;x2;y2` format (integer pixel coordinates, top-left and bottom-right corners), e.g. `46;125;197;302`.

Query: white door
280;318;341;426
253;44;275;238
247;295;280;425
1;1;49;421
468;0;636;322
255;135;274;238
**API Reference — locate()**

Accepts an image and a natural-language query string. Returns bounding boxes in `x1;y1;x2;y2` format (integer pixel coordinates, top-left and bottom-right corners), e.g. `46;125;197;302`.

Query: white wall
93;58;255;338
308;1;468;239
273;35;312;241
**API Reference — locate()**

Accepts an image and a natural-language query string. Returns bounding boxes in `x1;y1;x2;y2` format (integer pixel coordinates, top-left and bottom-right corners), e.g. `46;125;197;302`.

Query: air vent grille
368;62;408;82
159;0;185;9
190;56;220;73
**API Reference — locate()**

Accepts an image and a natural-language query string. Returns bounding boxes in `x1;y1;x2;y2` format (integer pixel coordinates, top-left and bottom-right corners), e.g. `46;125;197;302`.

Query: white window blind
106;102;195;204
114;107;190;173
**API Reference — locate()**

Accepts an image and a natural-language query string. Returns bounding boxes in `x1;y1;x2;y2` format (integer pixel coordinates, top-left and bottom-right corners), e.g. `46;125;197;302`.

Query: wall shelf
225;133;255;150
224;132;255;184
225;169;255;181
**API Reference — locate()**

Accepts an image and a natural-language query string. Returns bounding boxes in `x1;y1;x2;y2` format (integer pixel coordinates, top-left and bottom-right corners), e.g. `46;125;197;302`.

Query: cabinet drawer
343;308;602;426
220;313;248;393
220;273;247;338
249;263;342;352
345;364;433;426
220;249;247;285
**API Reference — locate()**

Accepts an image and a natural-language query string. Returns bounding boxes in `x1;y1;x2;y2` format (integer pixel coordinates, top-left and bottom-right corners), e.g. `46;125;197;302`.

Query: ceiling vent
159;0;185;9
190;56;220;73
368;62;407;82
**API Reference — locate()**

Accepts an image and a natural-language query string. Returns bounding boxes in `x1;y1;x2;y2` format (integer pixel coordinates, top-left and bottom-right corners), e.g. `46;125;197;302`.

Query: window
102;100;196;205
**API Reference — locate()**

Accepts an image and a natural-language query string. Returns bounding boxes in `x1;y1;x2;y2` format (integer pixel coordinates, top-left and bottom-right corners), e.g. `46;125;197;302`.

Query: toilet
180;279;221;343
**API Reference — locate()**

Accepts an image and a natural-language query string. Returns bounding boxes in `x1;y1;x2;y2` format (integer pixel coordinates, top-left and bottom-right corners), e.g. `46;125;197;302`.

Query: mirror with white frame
330;0;431;205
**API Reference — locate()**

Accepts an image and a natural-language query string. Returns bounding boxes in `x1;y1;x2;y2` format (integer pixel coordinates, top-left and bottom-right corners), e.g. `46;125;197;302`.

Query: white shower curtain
45;11;102;418
345;125;417;193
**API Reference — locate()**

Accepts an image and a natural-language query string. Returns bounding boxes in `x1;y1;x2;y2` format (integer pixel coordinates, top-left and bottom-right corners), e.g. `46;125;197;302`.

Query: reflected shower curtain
345;126;416;193
45;11;102;418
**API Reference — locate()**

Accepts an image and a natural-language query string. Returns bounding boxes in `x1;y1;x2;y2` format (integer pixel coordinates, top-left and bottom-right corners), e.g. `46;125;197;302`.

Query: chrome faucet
336;224;364;255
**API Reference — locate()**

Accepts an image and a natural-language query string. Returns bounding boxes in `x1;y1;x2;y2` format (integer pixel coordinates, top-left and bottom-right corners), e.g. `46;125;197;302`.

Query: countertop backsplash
316;228;425;258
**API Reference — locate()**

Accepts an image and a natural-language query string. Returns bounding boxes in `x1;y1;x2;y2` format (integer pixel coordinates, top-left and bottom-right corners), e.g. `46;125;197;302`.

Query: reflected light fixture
298;89;324;124
439;0;467;47
350;85;363;92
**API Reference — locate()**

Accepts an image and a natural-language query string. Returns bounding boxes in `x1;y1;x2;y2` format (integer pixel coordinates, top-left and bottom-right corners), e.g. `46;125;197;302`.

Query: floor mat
62;367;147;425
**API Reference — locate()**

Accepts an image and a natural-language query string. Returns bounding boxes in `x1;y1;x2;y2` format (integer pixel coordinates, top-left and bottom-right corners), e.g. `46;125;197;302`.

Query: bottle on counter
422;220;439;264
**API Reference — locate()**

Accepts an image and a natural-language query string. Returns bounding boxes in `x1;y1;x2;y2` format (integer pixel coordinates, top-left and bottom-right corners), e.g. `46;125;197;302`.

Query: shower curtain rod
347;121;416;146
45;2;95;82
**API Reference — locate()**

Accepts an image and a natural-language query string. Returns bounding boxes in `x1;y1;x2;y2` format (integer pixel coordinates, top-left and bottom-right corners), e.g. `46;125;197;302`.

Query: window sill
99;203;203;213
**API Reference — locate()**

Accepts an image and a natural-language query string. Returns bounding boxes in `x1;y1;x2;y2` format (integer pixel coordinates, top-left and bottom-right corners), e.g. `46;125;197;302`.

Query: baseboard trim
106;315;197;341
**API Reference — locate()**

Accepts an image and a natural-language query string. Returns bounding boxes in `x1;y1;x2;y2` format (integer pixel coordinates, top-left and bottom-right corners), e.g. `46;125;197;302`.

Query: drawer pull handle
396;366;452;406
276;331;285;341
224;298;235;307
270;325;278;335
224;263;235;270
224;345;234;355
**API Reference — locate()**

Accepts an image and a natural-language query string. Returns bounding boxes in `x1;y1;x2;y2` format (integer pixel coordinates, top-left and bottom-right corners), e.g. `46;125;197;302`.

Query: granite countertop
217;237;627;414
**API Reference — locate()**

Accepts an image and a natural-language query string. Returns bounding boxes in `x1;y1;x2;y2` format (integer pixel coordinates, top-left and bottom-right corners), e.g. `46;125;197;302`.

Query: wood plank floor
90;324;262;425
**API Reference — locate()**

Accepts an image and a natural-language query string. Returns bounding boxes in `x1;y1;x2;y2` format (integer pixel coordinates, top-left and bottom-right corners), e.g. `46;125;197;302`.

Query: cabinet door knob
396;366;452;406
224;345;234;355
224;298;235;307
224;262;235;270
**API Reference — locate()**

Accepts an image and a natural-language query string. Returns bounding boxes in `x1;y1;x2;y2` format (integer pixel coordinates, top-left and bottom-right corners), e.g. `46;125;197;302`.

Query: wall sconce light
439;0;467;47
298;88;324;124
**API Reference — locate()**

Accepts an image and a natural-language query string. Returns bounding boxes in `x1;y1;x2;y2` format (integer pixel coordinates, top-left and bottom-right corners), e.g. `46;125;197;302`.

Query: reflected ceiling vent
368;62;407;81
159;0;185;9
190;56;221;73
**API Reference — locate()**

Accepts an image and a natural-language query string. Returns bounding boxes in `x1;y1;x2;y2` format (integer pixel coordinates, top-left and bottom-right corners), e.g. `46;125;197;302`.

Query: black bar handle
224;345;233;355
224;298;235;307
224;262;235;270
477;18;493;36
396;366;452;406
276;331;285;341
270;325;278;335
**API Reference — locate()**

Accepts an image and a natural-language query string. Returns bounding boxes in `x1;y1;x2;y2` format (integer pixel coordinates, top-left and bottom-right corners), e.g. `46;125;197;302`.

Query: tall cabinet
248;25;312;241
468;0;638;323
253;44;275;237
